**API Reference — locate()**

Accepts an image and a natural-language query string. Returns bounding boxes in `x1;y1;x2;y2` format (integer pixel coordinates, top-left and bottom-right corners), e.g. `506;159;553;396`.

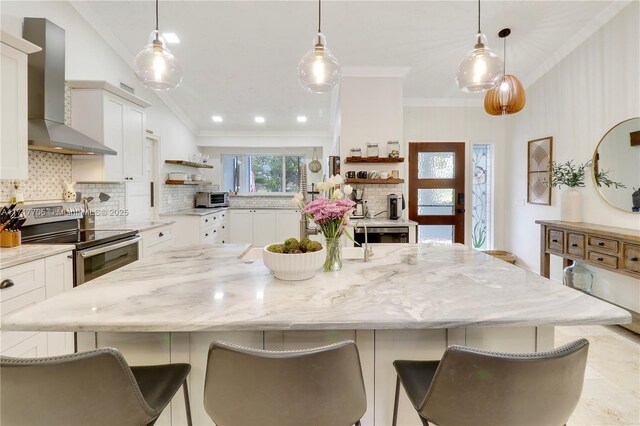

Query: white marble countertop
0;244;76;269
1;244;630;333
160;208;227;217
101;220;175;232
351;218;418;227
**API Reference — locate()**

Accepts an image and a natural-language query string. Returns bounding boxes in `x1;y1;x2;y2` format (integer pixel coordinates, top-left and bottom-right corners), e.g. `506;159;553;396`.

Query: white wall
403;106;507;247
504;2;640;312
1;1;199;171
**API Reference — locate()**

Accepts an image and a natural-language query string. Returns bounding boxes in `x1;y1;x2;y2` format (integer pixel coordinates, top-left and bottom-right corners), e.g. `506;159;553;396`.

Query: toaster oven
196;192;229;208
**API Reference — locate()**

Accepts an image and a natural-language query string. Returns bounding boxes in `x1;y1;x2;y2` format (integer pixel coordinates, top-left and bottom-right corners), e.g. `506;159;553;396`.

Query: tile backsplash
75;183;126;227
0;151;72;202
228;195;296;209
350;184;405;217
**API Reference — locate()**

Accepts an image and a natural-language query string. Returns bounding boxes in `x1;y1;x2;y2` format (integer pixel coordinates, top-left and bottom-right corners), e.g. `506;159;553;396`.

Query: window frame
223;153;306;194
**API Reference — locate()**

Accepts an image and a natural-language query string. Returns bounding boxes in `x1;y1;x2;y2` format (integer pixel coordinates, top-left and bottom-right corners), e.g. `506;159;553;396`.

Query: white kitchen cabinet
275;210;301;242
228;209;277;246
164;210;227;247
69;80;150;182
0;32;40;180
139;224;174;258
44;252;75;355
0;250;74;356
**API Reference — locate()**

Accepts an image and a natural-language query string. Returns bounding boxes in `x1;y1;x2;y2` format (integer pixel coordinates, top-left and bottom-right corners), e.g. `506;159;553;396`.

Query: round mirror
592;117;640;213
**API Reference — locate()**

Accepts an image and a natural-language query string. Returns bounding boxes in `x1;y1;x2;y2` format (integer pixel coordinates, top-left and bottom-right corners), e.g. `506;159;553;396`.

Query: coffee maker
387;194;405;220
352;188;368;218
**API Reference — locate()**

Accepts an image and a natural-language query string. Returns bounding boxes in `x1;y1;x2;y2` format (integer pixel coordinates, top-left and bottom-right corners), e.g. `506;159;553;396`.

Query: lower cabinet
166;210;227;247
229;209;302;246
1;251;74;356
139;224;174;258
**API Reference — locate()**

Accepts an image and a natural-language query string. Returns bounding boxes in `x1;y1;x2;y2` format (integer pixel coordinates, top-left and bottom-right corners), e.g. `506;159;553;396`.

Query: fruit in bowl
263;238;326;281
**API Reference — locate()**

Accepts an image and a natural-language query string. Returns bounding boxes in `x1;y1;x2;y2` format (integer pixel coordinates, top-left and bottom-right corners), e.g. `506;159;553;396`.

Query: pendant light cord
503;36;507;74
318;0;322;33
155;0;159;31
477;0;481;34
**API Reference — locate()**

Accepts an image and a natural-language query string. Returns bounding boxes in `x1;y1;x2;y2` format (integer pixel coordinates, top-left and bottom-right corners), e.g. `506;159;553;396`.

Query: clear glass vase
563;263;594;293
324;237;342;272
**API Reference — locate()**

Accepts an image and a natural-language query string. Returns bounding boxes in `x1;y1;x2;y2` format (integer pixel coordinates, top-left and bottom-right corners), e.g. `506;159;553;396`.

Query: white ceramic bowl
262;245;326;281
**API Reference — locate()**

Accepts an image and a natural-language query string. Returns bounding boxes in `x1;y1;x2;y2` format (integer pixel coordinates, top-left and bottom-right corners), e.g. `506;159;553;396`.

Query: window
223;154;305;193
471;144;493;250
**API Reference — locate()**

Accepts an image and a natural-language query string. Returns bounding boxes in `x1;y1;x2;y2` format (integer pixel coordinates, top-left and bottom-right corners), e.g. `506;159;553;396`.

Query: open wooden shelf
165;160;214;169
344;178;404;184
344;156;404;164
165;180;212;185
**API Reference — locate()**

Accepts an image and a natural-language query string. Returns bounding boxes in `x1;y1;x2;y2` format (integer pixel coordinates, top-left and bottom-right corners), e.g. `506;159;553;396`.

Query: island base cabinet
77;327;553;426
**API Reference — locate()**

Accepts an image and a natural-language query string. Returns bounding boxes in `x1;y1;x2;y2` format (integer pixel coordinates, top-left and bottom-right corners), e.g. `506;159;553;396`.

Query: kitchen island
1;243;630;426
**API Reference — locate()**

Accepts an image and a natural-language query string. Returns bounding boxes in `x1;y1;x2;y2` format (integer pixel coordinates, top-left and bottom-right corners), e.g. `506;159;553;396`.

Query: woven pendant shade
484;75;526;115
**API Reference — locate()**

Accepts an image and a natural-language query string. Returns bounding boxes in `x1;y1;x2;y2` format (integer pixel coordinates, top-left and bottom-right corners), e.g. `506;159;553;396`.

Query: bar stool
203;340;367;426
392;338;589;426
1;347;192;426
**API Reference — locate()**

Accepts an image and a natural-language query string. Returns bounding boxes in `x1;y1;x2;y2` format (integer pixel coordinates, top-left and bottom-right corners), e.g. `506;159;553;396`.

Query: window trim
223;153;306;194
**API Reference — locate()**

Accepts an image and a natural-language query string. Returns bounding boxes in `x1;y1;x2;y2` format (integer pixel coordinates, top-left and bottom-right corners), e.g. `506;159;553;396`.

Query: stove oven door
75;236;141;285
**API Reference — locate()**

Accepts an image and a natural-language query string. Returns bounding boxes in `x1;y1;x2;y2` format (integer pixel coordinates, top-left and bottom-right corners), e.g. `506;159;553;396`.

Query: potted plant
549;160;625;222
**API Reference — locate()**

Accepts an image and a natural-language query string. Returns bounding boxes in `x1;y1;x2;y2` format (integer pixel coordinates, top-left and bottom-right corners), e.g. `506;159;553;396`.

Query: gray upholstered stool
204;340;367;426
1;347;192;426
392;338;589;426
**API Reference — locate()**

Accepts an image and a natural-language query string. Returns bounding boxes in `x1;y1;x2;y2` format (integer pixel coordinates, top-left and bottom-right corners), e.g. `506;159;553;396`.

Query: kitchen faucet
354;220;374;262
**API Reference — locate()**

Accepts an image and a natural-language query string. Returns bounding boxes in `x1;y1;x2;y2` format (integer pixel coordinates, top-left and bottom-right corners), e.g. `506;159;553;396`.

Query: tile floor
556;325;640;425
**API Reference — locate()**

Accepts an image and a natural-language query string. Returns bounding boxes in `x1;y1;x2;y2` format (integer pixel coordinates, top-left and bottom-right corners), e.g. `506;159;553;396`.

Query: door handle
456;208;465;214
457;193;464;205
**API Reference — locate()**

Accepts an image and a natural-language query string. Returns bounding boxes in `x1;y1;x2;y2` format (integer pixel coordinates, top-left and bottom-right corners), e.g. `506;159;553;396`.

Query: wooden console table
536;220;640;279
537;220;640;333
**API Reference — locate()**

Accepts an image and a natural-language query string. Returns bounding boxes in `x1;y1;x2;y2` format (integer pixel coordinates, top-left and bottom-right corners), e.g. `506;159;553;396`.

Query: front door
409;142;466;244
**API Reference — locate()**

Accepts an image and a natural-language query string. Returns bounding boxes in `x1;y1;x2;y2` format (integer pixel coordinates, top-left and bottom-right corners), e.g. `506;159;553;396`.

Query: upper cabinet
0;31;41;180
68;81;150;182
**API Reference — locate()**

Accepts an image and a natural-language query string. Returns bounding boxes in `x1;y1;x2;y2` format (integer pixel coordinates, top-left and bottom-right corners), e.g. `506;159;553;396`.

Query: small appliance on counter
352;189;368;219
387;194;406;220
196;192;229;208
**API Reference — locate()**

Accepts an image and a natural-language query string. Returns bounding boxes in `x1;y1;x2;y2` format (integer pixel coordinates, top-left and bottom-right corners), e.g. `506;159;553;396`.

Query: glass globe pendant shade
456;33;503;93
297;33;341;93
134;30;183;91
484;74;526;115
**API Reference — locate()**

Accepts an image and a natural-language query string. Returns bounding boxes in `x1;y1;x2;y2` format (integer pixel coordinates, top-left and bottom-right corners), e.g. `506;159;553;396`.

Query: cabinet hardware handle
552;239;558;243
598;242;605;246
67;254;73;259
214;230;217;233
205;233;209;237
597;257;604;261
222;226;225;229
631;257;639;262
205;219;209;223
571;243;578;247
0;279;15;289
159;232;164;237
214;216;217;220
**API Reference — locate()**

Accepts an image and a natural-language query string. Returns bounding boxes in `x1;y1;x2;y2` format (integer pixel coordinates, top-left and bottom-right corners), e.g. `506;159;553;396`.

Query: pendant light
456;0;503;93
297;0;341;93
484;28;526;115
133;0;182;91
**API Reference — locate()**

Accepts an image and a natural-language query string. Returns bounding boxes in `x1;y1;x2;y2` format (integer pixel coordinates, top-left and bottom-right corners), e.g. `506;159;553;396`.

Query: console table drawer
547;229;564;253
567;233;585;258
588;251;618;269
622;244;640;274
587;236;618;253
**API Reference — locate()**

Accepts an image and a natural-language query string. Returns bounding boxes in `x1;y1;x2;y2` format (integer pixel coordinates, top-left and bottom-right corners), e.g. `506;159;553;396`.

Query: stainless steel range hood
23;18;116;155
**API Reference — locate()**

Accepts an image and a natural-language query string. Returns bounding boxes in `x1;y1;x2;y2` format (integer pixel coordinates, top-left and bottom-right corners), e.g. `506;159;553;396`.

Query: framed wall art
527;136;553;205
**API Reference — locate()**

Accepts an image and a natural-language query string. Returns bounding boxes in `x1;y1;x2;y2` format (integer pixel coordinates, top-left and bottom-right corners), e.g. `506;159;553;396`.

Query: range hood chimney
23;18;116;155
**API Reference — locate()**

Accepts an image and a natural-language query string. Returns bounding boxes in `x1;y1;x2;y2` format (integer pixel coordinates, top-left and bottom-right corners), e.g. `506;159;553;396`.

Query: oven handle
78;236;141;258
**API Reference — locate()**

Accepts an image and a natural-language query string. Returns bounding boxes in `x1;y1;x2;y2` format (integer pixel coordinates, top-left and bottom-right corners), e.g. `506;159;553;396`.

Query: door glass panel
472;144;492;249
418;189;454;216
418;225;454;244
418;152;455;179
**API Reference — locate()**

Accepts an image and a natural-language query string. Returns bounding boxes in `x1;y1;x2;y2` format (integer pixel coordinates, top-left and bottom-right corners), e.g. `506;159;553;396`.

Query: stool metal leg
392;375;400;426
182;380;193;426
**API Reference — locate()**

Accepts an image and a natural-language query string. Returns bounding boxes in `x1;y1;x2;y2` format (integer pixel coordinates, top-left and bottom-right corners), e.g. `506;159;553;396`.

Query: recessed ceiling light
163;33;180;44
54;147;63;150
87;152;95;155
254;116;265;123
297;116;308;123
212;116;223;123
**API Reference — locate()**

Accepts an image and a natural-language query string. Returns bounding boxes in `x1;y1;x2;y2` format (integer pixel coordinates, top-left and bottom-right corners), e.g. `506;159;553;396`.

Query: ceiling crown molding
68;0;198;134
522;0;632;89
341;66;411;78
